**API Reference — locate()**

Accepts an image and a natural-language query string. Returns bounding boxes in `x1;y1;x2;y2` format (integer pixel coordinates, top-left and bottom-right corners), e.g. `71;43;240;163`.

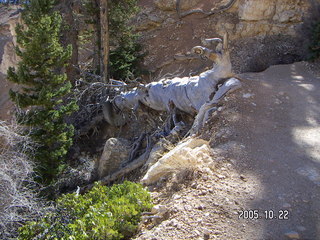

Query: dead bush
0;121;46;239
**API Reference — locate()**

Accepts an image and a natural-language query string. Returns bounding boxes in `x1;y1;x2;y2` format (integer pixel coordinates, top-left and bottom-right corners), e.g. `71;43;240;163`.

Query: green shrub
18;181;153;240
109;37;142;80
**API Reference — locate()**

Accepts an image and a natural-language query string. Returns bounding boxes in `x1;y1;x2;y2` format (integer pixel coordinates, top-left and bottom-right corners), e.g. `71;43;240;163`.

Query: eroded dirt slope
135;62;320;240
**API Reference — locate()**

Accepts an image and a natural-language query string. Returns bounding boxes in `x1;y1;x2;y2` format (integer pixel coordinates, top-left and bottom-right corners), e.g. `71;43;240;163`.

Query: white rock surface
141;137;213;185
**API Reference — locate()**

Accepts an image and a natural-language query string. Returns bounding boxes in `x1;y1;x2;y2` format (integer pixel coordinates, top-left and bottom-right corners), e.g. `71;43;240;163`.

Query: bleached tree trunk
100;0;109;82
103;34;242;132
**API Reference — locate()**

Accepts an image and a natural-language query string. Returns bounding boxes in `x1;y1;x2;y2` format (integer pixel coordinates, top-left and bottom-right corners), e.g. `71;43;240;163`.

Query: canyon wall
0;7;21;120
135;0;312;75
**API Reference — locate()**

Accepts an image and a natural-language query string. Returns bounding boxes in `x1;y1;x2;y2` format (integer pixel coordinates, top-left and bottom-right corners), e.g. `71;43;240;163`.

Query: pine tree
7;0;78;184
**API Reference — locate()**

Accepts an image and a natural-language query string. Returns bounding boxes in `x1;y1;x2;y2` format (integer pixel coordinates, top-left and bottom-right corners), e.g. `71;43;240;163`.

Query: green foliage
109;0;141;80
18;181;153;240
108;0;139;41
81;0;141;80
109;36;142;80
7;0;78;183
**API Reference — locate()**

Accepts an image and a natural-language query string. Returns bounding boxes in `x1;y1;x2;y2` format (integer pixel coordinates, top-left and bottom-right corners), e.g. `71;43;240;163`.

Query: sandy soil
134;62;320;240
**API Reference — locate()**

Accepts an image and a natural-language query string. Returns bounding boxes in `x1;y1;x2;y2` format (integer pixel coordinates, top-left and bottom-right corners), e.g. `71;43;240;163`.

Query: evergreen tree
82;0;140;80
7;0;78;184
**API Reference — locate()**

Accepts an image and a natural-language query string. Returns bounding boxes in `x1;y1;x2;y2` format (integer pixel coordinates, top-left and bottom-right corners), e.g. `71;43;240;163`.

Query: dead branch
0;121;46;239
128;133;146;161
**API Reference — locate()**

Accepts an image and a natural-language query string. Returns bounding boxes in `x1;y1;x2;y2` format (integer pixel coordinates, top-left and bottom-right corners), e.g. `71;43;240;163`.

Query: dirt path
229;62;320;239
135;62;320;240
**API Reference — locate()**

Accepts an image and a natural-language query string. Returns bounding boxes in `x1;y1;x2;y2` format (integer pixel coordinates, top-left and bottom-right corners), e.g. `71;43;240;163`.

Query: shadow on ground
226;62;320;239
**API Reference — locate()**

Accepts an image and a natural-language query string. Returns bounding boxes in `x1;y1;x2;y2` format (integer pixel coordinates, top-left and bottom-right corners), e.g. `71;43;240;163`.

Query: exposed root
128;133;146;162
188;77;242;135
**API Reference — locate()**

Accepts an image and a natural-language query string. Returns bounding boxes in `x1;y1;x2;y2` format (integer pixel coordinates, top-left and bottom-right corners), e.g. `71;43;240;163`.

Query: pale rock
141;138;212;185
236;21;272;38
135;9;164;31
151;204;168;215
97;138;131;179
168;218;179;227
238;0;276;21
202;167;213;175
217;174;225;179
0;14;21;74
273;0;308;23
173;194;181;199
145;140;167;168
274;10;297;23
193;229;200;235
243;93;254;99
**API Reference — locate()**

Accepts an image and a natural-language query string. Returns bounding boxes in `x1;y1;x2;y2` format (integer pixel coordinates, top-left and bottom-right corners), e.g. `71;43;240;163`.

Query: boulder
238;0;276;21
97;138;131;179
273;0;307;23
141;137;214;185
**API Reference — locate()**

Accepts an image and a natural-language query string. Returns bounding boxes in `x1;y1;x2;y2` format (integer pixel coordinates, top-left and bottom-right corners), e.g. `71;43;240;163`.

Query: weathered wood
103;34;240;130
188;77;241;135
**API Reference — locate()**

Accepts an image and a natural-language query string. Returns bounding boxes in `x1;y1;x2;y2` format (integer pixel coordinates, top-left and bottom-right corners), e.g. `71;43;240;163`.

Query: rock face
154;0;201;11
97;138;131;179
238;0;276;21
0;7;21;120
141;137;214;185
0;8;21;75
136;0;311;74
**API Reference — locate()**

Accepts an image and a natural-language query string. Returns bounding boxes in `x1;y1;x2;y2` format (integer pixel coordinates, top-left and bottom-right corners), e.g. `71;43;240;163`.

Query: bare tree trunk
100;0;109;82
91;0;100;75
59;0;79;82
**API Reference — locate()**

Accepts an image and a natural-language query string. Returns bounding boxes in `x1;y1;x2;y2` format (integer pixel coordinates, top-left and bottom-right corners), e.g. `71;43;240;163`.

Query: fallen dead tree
91;33;242;185
103;33;241;133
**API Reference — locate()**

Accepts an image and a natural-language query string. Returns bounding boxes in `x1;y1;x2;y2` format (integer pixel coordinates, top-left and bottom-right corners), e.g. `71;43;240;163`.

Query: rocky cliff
135;0;312;75
0;7;20;120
